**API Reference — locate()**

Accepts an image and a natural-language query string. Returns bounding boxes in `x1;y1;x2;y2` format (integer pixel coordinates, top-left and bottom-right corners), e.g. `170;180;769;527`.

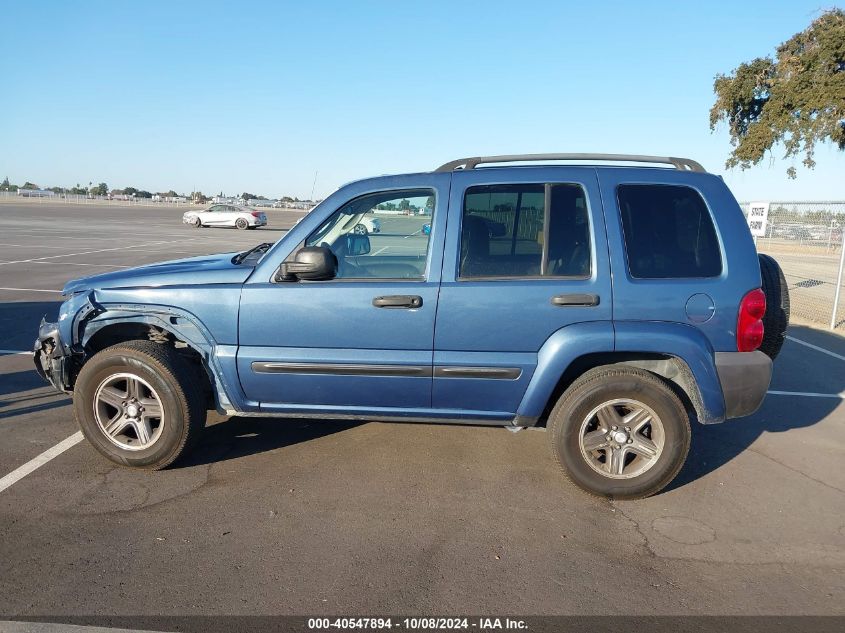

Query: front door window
306;189;435;280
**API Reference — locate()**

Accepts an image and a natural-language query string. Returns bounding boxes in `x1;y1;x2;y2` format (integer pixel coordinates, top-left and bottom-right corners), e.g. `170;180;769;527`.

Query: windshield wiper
232;242;272;265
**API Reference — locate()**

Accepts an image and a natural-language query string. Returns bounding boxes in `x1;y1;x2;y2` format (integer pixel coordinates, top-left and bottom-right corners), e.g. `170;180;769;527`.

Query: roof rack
434;153;706;173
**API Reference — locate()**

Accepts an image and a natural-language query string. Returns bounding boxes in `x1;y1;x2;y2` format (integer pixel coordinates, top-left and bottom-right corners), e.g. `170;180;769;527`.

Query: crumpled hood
62;252;254;294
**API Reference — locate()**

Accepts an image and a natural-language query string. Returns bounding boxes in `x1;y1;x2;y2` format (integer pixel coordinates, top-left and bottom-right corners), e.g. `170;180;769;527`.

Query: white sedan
183;204;267;230
352;216;381;234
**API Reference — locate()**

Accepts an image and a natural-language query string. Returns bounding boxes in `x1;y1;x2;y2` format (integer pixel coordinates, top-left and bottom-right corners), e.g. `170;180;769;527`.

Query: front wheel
191;217;202;228
73;341;206;469
548;366;690;499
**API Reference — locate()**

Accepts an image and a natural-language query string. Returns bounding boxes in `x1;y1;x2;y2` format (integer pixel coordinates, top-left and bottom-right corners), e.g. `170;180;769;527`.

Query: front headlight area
34;291;96;392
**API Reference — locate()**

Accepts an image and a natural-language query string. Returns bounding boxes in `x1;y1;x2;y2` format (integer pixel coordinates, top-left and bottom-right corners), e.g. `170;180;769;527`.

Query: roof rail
434;153;706;173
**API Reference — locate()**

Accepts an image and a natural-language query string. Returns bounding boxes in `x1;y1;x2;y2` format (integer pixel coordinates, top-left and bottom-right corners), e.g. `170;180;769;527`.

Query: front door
432;167;612;417
203;204;232;226
237;176;448;415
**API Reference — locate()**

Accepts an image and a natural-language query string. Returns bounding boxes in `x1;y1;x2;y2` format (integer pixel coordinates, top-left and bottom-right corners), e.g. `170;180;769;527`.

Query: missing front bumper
33;318;72;393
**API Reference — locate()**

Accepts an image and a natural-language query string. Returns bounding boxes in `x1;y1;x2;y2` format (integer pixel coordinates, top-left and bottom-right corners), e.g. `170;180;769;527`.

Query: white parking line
0;238;194;266
0;287;62;293
0;431;83;495
0;349;30;355
0;243;94;249
767;390;845;399
786;336;845;362
28;261;130;268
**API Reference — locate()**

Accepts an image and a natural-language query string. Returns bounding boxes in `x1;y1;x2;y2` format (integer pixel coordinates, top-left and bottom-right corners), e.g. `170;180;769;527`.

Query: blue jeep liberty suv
34;154;789;499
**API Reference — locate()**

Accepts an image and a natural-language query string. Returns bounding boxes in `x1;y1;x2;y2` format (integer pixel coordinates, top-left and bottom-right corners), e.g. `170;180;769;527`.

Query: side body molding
517;321;615;420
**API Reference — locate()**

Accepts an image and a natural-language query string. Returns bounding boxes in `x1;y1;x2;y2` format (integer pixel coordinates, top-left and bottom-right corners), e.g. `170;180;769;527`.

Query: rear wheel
353;223;368;235
758;253;790;360
548;366;690;499
235;218;249;230
73;341;206;469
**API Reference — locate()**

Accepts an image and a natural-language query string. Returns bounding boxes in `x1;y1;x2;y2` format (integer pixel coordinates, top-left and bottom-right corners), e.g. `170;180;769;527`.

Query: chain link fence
741;201;845;330
0;190;203;207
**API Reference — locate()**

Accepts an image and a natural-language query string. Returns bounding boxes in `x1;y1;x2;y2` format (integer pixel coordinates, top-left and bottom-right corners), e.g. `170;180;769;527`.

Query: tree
0;177;16;192
710;9;845;178
90;182;108;196
21;181;39;190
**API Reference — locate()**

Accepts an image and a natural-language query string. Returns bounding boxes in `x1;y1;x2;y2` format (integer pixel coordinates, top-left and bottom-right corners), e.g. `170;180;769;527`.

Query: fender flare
516;320;725;424
79;302;244;413
614;321;725;423
517;321;614;420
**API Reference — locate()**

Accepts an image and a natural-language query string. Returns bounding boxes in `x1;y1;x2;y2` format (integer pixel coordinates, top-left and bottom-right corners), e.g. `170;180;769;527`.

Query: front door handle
551;293;600;307
373;295;423;309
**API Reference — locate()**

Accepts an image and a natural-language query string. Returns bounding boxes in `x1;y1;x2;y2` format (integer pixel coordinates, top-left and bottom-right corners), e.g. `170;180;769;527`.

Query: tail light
737;288;766;352
251;212;261;218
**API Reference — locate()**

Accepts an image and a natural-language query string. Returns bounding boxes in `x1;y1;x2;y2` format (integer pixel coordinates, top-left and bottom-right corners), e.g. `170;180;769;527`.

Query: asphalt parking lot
1;202;844;619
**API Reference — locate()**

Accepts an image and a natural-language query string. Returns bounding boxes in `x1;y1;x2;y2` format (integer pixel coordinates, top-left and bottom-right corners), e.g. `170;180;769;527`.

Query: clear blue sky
1;0;842;201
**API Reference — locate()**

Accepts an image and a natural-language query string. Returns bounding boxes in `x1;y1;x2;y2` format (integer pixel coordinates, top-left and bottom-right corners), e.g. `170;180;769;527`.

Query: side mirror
345;233;371;256
276;246;337;282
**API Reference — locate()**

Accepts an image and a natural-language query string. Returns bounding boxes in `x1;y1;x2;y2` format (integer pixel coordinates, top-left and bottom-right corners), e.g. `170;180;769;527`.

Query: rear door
221;205;242;225
432;167;611;417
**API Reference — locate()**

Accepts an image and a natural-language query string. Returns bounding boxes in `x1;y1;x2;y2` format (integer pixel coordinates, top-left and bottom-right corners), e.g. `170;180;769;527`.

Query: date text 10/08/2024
307;618;528;630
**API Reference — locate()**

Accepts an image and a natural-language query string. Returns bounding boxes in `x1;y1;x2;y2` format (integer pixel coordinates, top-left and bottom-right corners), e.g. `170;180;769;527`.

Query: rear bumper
715;351;772;419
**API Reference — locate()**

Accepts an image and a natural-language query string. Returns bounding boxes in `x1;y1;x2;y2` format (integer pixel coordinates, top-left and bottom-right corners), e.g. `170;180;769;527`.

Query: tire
548;366;691;500
235;218;249;230
353;223;368;235
73;341;206;469
758;253;790;360
191;217;201;228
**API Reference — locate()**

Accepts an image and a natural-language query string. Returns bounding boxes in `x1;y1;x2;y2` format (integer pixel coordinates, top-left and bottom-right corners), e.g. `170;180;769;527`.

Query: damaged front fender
33;292;101;393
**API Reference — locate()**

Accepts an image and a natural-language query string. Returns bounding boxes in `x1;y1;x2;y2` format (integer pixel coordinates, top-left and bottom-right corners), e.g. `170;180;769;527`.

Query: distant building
17;189;54;198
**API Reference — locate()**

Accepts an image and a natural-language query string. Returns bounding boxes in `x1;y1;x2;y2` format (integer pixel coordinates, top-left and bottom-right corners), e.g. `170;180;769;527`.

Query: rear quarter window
617;184;722;279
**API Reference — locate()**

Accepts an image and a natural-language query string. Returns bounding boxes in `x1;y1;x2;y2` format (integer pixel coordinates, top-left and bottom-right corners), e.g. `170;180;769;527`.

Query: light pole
832;221;845;330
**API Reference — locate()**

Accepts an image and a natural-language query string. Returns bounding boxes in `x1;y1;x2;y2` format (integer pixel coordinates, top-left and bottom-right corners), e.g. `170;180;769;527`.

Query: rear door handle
372;295;423;309
551;293;600;307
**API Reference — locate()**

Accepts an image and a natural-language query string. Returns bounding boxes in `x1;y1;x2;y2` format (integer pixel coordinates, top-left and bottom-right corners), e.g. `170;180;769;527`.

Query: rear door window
460;184;590;278
616;184;722;279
